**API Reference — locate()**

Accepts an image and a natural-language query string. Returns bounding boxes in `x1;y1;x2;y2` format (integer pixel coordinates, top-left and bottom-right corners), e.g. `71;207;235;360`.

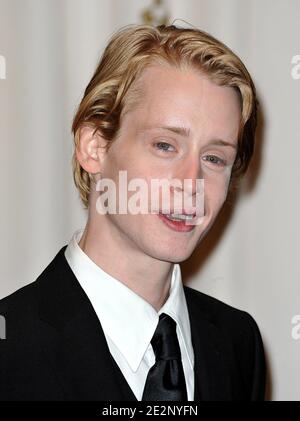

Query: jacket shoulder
184;284;261;333
0;279;38;320
184;285;266;400
0;246;69;400
0;245;68;320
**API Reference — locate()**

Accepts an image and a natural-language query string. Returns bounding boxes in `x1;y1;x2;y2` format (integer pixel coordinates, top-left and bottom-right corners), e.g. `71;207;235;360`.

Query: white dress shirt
64;229;195;401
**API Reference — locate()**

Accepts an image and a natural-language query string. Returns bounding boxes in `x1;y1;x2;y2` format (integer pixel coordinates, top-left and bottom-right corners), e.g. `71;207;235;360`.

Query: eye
153;142;176;153
202;155;226;166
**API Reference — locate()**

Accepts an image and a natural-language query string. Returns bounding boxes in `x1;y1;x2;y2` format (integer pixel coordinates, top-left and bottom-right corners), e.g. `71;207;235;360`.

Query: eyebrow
155;125;238;151
158;125;191;137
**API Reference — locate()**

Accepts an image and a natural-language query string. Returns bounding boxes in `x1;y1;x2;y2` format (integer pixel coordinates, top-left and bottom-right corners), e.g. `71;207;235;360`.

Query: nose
172;155;203;197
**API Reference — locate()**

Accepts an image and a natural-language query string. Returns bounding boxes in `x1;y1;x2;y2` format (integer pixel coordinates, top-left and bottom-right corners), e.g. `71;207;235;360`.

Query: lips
157;212;196;232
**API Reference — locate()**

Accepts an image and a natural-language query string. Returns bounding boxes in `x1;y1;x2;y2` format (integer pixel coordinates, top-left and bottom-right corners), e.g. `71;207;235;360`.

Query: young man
0;24;265;401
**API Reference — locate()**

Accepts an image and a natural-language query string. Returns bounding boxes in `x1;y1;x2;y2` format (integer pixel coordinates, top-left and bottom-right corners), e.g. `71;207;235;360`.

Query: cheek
204;174;231;215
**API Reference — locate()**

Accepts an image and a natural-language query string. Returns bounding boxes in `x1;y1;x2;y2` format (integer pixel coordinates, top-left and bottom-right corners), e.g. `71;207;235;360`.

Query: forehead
122;64;241;140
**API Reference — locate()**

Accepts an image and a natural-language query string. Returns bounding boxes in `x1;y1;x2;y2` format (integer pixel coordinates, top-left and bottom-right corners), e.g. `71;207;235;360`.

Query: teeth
165;213;195;221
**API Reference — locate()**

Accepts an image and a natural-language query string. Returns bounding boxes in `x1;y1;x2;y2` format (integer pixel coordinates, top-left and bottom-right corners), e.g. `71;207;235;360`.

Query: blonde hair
72;24;258;209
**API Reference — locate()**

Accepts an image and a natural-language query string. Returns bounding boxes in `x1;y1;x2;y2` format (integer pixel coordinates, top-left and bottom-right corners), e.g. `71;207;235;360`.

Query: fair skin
76;64;241;311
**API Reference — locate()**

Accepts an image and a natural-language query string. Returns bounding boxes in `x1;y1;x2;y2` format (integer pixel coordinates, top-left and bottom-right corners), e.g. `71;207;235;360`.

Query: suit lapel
37;246;137;401
184;286;233;400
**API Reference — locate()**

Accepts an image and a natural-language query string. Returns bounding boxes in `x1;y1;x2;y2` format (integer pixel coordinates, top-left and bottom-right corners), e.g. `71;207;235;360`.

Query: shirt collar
64;228;194;372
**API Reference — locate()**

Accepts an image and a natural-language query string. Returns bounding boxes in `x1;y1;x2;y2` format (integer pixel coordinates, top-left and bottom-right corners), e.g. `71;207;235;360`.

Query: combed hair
72;24;258;208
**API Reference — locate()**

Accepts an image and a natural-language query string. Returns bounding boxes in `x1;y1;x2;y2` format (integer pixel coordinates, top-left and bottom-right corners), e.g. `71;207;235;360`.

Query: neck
78;217;174;312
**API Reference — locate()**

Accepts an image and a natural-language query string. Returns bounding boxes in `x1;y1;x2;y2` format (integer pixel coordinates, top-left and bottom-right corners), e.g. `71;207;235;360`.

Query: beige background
0;0;299;400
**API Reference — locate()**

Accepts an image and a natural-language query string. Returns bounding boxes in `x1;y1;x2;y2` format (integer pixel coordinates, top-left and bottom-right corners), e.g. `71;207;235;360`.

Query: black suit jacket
0;245;266;401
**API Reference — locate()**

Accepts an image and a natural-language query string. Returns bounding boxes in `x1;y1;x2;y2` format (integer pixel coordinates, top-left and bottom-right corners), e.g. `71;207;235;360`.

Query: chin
147;243;195;264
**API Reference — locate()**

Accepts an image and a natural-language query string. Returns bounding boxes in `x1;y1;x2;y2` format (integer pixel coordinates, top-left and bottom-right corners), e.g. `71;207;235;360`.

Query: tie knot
151;313;181;360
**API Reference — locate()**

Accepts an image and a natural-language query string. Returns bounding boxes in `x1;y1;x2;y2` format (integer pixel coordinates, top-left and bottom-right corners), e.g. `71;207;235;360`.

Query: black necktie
142;313;188;401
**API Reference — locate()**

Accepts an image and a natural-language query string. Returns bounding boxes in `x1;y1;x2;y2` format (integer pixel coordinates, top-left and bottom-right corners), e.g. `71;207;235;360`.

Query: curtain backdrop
1;0;299;401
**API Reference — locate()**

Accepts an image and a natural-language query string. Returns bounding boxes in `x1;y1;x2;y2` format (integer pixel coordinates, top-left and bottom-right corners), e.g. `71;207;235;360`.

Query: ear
75;125;108;176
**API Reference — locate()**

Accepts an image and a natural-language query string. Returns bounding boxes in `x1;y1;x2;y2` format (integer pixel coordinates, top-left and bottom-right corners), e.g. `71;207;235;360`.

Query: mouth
157;211;197;232
163;212;196;221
